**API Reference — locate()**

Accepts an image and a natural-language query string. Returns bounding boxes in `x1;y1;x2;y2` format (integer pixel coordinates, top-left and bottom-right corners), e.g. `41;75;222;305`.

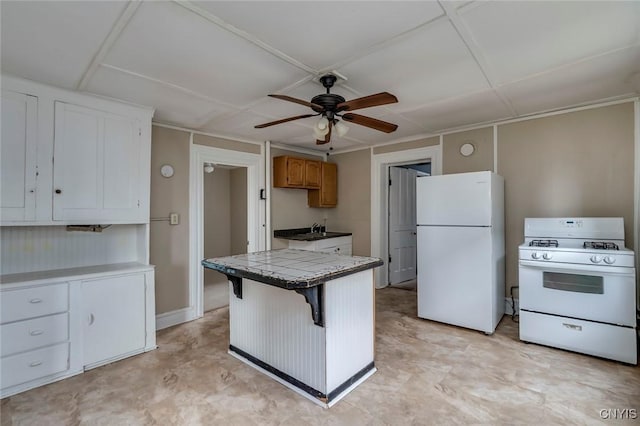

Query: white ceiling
2;1;639;152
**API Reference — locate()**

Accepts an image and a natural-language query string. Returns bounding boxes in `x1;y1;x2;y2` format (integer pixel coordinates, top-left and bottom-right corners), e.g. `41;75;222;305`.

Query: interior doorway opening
203;164;247;312
371;145;441;289
387;163;430;290
189;143;265;321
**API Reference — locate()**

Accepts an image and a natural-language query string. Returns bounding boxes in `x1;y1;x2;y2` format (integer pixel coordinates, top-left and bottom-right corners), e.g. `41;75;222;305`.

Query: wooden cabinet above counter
273;156;337;208
273;156;320;189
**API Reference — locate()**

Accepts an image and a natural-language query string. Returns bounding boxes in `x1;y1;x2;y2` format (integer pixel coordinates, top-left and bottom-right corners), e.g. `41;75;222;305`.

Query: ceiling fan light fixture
334;121;349;137
316;116;329;130
313;126;329;139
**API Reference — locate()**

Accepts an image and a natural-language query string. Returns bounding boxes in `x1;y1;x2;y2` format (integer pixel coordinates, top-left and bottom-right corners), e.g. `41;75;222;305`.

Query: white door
53;102;141;222
417;225;493;333
82;274;146;367
388;167;417;284
416;171;492;226
0;91;38;222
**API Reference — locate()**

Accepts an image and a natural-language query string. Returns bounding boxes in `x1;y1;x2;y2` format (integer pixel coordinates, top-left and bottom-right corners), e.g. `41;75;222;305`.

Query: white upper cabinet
53;102;142;222
0;90;38;221
0;76;153;225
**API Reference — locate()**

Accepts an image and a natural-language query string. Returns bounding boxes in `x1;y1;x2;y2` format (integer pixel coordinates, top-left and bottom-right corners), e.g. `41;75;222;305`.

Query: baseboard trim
505;297;519;316
156;306;198;330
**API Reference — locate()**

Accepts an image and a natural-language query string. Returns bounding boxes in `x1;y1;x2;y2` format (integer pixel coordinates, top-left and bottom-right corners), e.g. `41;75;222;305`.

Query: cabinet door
82;274;146;367
304;160;321;188
308;162;337;207
0;91;38;221
53;102;141;222
320;162;337;206
286;157;305;187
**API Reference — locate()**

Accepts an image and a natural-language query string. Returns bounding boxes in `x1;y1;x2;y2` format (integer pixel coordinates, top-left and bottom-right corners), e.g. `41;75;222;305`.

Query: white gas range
518;218;637;364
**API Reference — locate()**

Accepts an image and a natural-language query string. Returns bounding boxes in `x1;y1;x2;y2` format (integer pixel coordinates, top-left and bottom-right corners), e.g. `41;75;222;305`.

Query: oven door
519;260;636;327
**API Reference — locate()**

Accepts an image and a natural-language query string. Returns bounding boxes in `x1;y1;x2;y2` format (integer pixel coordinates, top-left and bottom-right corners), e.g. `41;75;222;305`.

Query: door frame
371;145;441;288
388;165;418;285
189;142;265;319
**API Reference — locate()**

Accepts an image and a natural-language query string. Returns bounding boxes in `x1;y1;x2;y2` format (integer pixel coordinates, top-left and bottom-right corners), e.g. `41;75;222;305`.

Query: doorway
189;143;265;319
371;145;441;288
203;164;247;311
388;163;430;288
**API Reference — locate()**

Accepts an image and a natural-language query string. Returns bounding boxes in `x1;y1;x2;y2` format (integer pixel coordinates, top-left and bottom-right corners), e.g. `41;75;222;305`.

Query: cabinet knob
55;189;62;194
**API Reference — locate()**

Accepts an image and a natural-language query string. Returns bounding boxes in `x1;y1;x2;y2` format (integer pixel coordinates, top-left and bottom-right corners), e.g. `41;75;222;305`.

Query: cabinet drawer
0;343;69;389
1;283;68;324
314;236;351;250
520;311;637;364
1;313;68;357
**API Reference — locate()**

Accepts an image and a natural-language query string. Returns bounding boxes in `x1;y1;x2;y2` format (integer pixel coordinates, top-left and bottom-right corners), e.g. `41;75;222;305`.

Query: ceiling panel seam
323;13;447;73
438;1;517;117
195;76;318;129
173;0;317;75
495;43;640;88
77;0;142;91
97;63;242;110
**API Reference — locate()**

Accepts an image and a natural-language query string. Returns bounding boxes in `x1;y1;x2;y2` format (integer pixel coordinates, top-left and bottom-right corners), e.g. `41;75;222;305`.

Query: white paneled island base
202;249;383;407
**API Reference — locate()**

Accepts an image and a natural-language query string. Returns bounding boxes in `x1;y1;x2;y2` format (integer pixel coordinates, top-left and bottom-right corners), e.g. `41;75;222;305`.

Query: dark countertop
273;227;352;241
202;249;382;290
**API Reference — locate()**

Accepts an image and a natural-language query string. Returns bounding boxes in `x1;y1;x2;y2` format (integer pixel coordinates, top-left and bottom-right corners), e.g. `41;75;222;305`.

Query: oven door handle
519;260;635;276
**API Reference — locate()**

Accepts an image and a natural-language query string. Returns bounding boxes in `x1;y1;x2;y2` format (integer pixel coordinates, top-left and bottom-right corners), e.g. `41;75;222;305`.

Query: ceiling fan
255;74;399;145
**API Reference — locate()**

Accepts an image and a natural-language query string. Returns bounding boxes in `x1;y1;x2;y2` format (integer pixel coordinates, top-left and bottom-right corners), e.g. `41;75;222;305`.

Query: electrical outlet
170;213;179;225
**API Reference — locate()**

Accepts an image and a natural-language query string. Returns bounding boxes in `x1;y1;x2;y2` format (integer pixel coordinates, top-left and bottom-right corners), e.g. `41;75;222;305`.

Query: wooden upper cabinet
304;160;321;189
273;156;321;189
308;162;337;208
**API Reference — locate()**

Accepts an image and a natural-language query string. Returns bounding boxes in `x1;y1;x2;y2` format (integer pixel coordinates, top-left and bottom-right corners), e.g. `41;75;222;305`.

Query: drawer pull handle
29;298;43;304
29;361;43;367
563;323;582;331
88;313;95;325
30;330;44;336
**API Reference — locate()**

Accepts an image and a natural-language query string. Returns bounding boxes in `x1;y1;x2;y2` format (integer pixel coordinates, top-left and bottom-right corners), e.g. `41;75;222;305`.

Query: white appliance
416;171;505;334
519;218;637;364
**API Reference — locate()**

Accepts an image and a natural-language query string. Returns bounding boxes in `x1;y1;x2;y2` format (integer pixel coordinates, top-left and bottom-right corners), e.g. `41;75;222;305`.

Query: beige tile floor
2;287;639;425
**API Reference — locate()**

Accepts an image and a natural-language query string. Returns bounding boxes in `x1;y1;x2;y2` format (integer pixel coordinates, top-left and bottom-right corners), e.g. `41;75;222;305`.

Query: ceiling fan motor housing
312;74;344;115
311;94;345;114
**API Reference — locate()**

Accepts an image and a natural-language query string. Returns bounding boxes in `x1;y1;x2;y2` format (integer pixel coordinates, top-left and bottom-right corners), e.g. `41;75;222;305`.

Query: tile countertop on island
201;249;382;290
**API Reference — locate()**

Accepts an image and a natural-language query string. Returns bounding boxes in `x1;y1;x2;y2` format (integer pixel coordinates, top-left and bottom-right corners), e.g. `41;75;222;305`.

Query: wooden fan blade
316;121;332;145
342;113;398;133
254;114;316;129
268;94;324;112
336;92;398;112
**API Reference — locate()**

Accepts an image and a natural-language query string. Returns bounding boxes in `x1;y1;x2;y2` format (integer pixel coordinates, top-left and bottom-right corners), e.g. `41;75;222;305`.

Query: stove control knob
590;255;602;263
542;252;552;260
603;256;615;264
531;252;542;260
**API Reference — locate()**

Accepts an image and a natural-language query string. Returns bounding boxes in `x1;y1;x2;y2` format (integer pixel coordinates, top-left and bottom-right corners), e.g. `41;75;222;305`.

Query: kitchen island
202;249;383;407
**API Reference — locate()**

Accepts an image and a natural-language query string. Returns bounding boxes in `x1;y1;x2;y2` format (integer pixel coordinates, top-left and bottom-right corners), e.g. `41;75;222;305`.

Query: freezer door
417;225;495;333
416;172;492;226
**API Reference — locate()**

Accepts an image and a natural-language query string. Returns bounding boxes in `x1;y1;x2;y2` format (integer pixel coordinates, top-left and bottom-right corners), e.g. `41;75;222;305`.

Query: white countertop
1;262;154;286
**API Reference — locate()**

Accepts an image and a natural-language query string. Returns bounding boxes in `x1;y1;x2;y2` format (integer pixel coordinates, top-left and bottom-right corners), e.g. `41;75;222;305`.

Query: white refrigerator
416;171;505;334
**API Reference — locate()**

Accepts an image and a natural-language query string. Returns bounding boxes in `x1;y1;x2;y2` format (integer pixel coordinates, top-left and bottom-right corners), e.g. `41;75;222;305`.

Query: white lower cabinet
0;265;156;398
1;343;70;390
288;236;353;256
82;274;147;368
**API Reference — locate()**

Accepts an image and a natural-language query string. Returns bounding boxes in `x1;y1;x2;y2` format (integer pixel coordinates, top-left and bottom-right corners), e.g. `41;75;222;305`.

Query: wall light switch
170;213;179;225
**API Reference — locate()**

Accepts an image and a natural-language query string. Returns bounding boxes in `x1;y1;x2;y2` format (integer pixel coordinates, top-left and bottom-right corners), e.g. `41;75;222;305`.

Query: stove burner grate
529;239;559;247
583;241;619;250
